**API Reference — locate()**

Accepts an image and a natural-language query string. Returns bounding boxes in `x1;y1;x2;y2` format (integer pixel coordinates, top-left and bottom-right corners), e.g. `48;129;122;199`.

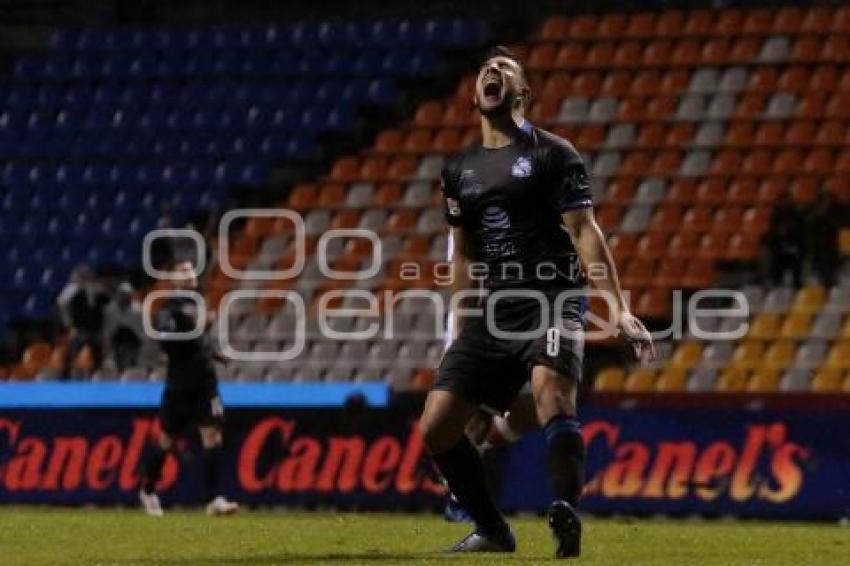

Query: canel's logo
511;156;532;178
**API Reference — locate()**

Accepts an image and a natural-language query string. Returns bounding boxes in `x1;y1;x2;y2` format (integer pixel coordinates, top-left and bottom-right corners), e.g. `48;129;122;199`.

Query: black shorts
434;293;585;414
159;386;224;436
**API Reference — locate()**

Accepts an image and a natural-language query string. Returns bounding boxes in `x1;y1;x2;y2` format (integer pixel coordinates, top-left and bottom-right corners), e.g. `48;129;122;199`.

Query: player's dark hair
482;45;529;87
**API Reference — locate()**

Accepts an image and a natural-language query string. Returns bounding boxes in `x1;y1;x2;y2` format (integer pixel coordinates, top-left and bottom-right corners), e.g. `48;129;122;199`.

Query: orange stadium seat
683;10;713;36
773;6;803;34
666;179;698;205
287;183;318;211
810;66;839;92
717;367;749;392
655;11;685;37
672;39;701;65
821;36;850;63
656;367;687;392
570;14;597;39
811;368;844;392
790;177;818;204
729;341;765;370
837;150;850;174
586;42;616;67
626;12;655;38
713;9;744;36
653;258;685;289
608;233;637;265
527;43;557;71
621;151;652;176
735;94;767;119
826;93;850;120
631;69;661;95
802;6;834;33
621;257;655;290
660;69;690;94
442;101;473;127
360;156;387;183
542;71;572;102
636;232;667;260
742;9;773;35
633;123;666;147
571;71;602;96
386;155;417;181
726;233;760;261
796;92;827;119
316;183;346;208
454;75;476;100
595;368;626;391
668;233;699;259
22;342;52;376
790;36;821;62
785;120;816;146
373;129;403;154
374;183;402;206
595;205;623;231
753;121;784;146
730;38;761;63
413;101;444;128
433;128;463;153
824;342;850;370
403;129;432;153
696;178;726;206
665;123;694;148
605;178;637;204
598;13;628;37
763;341;796;371
710;150;743;176
681;258;715;289
741;207;771;235
728;179;758;206
650;151;682;176
699;232;729;260
780;313;811;339
329;157;360;183
601;71;632;97
681;206;713;234
330;210;360;230
625;368;657;392
748;368;780;392
701;38;730;65
778;67;809;94
669;342;703;370
642;41;672;68
648;204;682;233
713;207;744;234
385;209;417;235
724;122;754;148
815;121;844;146
634;288;671;319
833;5;850;31
577;124;606;149
613;42;642;67
538;15;570;41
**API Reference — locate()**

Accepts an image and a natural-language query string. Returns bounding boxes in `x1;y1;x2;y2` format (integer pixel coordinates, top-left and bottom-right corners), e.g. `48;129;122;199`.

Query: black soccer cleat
548;500;582;558
448;526;516;553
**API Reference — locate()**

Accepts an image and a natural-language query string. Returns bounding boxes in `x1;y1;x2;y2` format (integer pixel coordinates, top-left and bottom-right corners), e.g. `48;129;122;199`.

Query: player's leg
420;389;515;551
199;425;238;515
138;430;173;516
531;364;584;558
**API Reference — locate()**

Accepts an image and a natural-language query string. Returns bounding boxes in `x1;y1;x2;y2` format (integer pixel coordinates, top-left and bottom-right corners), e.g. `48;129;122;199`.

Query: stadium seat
717;367;748;392
594;367;625;391
656;367;687;392
624;368;656;392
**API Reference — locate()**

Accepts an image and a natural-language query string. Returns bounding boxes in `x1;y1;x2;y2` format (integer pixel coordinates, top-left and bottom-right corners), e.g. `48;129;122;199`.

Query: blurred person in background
766;190;804;288
102;281;148;374
57;264;110;379
806;192;840;288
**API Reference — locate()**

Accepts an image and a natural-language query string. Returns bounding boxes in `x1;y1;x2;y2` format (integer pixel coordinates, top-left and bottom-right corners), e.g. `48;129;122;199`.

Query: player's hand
617;311;656;363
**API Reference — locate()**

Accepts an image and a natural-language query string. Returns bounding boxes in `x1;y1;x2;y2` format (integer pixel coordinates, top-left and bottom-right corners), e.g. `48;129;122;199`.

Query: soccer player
419;46;654;557
138;259;239;516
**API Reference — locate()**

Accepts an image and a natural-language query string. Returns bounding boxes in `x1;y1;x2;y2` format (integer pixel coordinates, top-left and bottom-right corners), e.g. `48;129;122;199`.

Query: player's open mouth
483;76;502;101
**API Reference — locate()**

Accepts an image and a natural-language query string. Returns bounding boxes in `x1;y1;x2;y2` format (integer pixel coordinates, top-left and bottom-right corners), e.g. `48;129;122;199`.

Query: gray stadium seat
359;209;388;232
688;67;720;94
304;209;331;236
762;287;794;313
824;286;850;313
346;183;375;208
588;97;619;123
679;151;711;177
758;36;790;63
718;67;748;93
705;94;736;120
258;235;290;264
693;122;725;148
386;367;414;390
764;93;797;119
604;123;635;149
120;367;148;381
687;368;717;392
676;94;706;121
780;368;811;392
430;233;449;260
416;209;444;234
619;204;652;233
416;156;444;181
589;178;607;203
591;151;621;178
700;342;733;368
403;181;433;207
795;340;827;369
634;178;667;204
556;97;589;124
740;285;765;313
810;312;842;339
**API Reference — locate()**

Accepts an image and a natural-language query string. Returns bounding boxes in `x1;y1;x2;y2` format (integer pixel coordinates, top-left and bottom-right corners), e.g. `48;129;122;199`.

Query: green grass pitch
0;507;847;565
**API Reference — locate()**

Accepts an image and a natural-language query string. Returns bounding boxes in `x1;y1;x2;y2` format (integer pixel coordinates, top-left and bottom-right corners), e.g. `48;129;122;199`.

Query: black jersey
441;126;592;292
156;296;217;391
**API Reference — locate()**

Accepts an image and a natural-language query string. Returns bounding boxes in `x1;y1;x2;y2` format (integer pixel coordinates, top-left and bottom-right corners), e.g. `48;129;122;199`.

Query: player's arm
562;207;655;361
447;226;471;343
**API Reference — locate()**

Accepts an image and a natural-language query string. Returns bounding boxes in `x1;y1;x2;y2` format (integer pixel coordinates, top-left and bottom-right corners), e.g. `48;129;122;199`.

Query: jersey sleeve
440;160;464;227
546;139;593;213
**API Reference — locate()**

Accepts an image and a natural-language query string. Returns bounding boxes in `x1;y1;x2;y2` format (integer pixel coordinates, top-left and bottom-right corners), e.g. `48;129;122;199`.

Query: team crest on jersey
511;156;532;178
481;205;511;229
